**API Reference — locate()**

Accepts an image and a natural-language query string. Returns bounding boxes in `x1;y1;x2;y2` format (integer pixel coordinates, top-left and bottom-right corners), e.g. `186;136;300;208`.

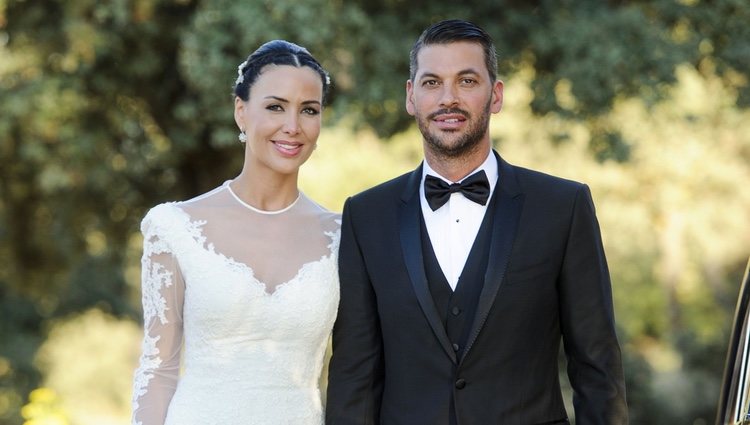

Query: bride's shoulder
142;182;230;225
317;210;341;243
300;194;341;230
140;202;190;235
179;182;229;209
320;210;342;227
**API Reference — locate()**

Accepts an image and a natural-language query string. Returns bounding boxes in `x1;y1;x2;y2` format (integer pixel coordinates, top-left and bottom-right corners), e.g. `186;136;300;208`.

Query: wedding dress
131;181;340;425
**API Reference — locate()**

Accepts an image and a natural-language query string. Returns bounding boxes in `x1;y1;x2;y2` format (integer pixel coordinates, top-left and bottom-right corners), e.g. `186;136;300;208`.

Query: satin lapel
399;165;458;364
461;154;524;362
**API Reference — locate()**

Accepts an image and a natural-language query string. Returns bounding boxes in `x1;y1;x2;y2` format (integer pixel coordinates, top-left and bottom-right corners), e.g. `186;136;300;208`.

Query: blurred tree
33;309;140;424
20;388;68;425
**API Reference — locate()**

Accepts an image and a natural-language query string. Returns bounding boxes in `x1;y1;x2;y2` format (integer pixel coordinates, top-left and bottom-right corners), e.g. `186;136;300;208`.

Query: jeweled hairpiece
236;60;248;85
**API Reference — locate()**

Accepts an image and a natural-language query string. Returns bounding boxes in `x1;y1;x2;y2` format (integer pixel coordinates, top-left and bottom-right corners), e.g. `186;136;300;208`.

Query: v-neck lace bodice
131;183;341;425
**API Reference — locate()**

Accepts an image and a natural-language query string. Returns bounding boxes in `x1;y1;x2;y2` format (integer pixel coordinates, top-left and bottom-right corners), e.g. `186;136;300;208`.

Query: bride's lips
272;140;303;157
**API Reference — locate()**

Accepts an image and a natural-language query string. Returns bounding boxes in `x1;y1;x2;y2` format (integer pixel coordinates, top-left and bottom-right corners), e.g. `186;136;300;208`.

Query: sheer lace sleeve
131;205;185;425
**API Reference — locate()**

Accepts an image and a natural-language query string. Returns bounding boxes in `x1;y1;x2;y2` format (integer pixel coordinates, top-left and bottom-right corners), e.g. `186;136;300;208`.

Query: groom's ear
490;79;504;114
405;79;416;116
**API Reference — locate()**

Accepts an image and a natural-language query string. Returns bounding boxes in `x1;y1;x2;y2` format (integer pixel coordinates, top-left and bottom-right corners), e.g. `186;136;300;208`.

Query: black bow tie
424;170;490;211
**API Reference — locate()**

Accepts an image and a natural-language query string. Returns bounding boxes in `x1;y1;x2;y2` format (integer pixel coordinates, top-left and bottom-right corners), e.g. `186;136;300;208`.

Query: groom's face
406;41;503;159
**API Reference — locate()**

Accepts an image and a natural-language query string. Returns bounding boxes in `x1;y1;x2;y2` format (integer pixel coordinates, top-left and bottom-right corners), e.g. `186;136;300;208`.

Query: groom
326;19;628;425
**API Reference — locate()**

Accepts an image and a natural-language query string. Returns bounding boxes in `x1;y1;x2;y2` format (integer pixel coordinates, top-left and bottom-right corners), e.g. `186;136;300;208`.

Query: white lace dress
131;182;341;425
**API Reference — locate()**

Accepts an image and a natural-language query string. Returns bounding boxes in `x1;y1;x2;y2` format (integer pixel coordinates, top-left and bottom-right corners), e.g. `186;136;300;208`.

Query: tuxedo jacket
326;154;628;425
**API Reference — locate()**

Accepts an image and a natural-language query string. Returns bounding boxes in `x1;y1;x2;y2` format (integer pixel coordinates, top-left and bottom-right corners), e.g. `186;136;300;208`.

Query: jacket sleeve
131;210;185;425
559;184;628;424
326;198;384;425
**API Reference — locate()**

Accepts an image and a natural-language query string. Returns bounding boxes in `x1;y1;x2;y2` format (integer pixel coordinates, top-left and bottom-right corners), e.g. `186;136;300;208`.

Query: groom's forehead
414;42;488;78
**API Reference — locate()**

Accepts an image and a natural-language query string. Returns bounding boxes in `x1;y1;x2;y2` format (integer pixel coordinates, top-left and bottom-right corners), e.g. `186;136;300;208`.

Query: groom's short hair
409;19;498;83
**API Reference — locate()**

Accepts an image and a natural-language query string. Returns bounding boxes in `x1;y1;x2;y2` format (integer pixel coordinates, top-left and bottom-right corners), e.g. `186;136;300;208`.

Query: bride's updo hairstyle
233;40;331;104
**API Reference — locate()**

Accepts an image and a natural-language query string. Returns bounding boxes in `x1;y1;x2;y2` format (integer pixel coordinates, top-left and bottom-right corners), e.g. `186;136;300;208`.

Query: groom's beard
417;98;492;159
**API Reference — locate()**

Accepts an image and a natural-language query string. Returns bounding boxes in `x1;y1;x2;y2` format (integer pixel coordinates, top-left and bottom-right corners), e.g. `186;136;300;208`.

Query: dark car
716;258;750;425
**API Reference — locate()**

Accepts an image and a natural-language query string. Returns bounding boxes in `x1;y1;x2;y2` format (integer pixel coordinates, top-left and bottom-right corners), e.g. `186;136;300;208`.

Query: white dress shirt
420;152;498;291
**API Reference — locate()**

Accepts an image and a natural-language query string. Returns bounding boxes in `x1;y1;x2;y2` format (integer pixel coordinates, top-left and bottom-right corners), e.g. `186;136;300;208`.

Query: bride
131;40;339;424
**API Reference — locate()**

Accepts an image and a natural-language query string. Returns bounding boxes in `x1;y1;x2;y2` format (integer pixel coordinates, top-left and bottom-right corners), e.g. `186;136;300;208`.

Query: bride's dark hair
233;40;330;104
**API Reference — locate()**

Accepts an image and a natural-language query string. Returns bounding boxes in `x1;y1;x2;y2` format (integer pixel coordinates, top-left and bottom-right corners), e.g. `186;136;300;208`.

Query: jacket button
451;306;461;316
452;343;460;352
455;378;466;389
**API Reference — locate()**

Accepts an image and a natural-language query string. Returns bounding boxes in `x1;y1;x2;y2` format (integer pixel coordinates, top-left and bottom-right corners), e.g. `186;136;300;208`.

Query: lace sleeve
131;208;185;425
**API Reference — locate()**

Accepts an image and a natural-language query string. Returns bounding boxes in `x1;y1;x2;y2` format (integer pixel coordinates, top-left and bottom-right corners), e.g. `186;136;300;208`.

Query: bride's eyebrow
265;96;289;103
265;96;321;106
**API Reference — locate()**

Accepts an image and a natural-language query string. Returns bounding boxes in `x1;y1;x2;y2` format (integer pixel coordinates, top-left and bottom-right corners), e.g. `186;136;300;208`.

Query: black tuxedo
326;153;628;425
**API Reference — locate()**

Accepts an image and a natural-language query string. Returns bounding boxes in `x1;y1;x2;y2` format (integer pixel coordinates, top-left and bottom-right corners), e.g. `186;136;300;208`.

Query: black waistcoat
419;195;496;361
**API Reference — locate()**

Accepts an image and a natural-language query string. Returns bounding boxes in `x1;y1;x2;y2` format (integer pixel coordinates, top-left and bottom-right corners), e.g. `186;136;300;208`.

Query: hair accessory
236;60;248;85
238;130;247;143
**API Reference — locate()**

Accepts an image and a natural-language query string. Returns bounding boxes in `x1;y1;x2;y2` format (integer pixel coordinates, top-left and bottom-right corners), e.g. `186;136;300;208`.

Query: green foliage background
1;0;749;424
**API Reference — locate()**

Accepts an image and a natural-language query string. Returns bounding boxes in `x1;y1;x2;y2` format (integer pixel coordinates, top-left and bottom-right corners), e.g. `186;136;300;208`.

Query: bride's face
234;64;323;177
